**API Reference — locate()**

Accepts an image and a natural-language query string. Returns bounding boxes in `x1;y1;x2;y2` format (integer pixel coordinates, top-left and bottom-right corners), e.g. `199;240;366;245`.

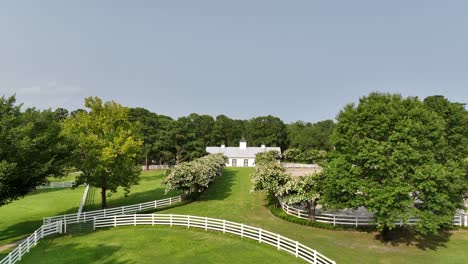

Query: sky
0;0;467;123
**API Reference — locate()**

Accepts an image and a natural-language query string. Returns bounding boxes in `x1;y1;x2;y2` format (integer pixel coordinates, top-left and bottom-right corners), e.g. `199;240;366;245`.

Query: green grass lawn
18;226;303;263
5;168;468;263
84;170;180;210
0;170;176;249
160;168;468;264
0;187;84;247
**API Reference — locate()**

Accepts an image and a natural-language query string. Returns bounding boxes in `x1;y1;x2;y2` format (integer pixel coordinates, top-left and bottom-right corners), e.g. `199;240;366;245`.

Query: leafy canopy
0;95;72;206
62;97;142;208
321;93;467;234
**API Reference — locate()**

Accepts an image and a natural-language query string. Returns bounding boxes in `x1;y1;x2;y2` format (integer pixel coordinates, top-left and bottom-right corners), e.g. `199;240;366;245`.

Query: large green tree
0;95;71;206
287;119;335;151
321;93;466;236
63;97;142;208
247;115;289;150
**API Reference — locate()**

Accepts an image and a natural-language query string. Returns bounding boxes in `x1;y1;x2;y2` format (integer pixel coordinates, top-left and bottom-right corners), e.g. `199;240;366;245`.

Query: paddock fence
43;195;182;225
76;184;90;218
141;165;170;170
93;214;336;264
280;199;468;227
282;163;322;169
0;221;63;264
35;181;76;189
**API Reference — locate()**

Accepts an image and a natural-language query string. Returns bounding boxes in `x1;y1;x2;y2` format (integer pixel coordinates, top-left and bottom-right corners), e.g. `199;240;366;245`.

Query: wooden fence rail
280;199;468;227
35;181;76;190
43;195;182;225
93;214;336;264
0;221;63;264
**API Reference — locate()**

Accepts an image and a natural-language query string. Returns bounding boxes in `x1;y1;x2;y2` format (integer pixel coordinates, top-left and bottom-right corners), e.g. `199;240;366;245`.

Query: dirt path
0;239;24;252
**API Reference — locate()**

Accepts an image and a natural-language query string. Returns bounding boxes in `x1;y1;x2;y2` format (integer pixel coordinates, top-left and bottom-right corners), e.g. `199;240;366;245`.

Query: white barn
206;138;281;167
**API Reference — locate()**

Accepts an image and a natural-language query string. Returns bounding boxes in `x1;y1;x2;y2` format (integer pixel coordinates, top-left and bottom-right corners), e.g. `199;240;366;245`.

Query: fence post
295;241;299;257
241;224;244;238
259;228;262;243
333;215;336;226
64;219;67;233
154;200;157;209
152;214;155;226
223;220;226;233
277;234;281;250
205;217;208;231
314;249;317;263
8;252;12;264
84;212;86;223
34;231;37;246
355;217;358;227
134;214;137;226
139;203;142;211
27;236;30;252
18;243;22;260
41;225;44;238
93;217;96;230
187;215;190;228
114;215;117;227
170;215;173;226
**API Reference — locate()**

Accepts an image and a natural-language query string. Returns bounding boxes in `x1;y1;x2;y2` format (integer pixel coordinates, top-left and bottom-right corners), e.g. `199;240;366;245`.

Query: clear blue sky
0;0;467;123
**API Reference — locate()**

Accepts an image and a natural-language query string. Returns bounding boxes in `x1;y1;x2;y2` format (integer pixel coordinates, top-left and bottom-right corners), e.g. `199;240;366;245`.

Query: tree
321;93;466;237
247;115;289;150
63;97;142;208
279;174;321;220
287;120;335;151
0;95;71;206
128;107;174;167
163;154;227;196
423;95;468;162
251;156;290;204
255;150;281;165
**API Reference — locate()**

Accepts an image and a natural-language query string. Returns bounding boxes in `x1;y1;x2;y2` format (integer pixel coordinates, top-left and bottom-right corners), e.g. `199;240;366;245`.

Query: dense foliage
0;96;72;206
63;97;143;208
163;154;227;195
279;173;321;219
320;93;467;236
251;152;290;200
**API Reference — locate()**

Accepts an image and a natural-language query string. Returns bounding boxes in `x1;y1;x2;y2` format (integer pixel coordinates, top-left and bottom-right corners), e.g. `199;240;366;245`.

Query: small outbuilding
206;138;281;167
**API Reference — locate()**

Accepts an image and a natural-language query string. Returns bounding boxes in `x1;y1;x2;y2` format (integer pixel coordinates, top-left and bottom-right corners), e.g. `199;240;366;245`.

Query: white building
206;138;281;167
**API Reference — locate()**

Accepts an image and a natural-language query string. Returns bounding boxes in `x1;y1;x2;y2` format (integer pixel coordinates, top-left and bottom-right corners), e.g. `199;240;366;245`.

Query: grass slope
19;226;301;263
0;170;176;248
160;168;468;264
5;168;468;263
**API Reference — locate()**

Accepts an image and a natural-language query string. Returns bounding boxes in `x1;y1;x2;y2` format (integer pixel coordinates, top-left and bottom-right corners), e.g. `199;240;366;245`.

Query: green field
4;168;468;263
0;170;176;248
18;226;301;263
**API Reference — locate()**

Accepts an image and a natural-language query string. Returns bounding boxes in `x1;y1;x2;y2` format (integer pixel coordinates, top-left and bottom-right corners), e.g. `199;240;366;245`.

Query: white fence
43;195;182;224
76;184;90;218
141;165;170;170
93;214;335;264
282;163;322;169
35;181;76;189
280;200;468;227
0;221;63;264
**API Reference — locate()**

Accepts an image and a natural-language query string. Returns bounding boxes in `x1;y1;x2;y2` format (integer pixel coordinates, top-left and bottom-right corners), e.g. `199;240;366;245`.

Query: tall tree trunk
101;186;107;209
311;198;318;221
305;200;313;220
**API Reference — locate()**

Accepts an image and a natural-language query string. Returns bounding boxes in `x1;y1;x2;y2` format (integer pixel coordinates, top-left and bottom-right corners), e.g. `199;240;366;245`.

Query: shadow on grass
195;169;237;202
22;239;131;264
85;187;179;211
375;227;452;250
